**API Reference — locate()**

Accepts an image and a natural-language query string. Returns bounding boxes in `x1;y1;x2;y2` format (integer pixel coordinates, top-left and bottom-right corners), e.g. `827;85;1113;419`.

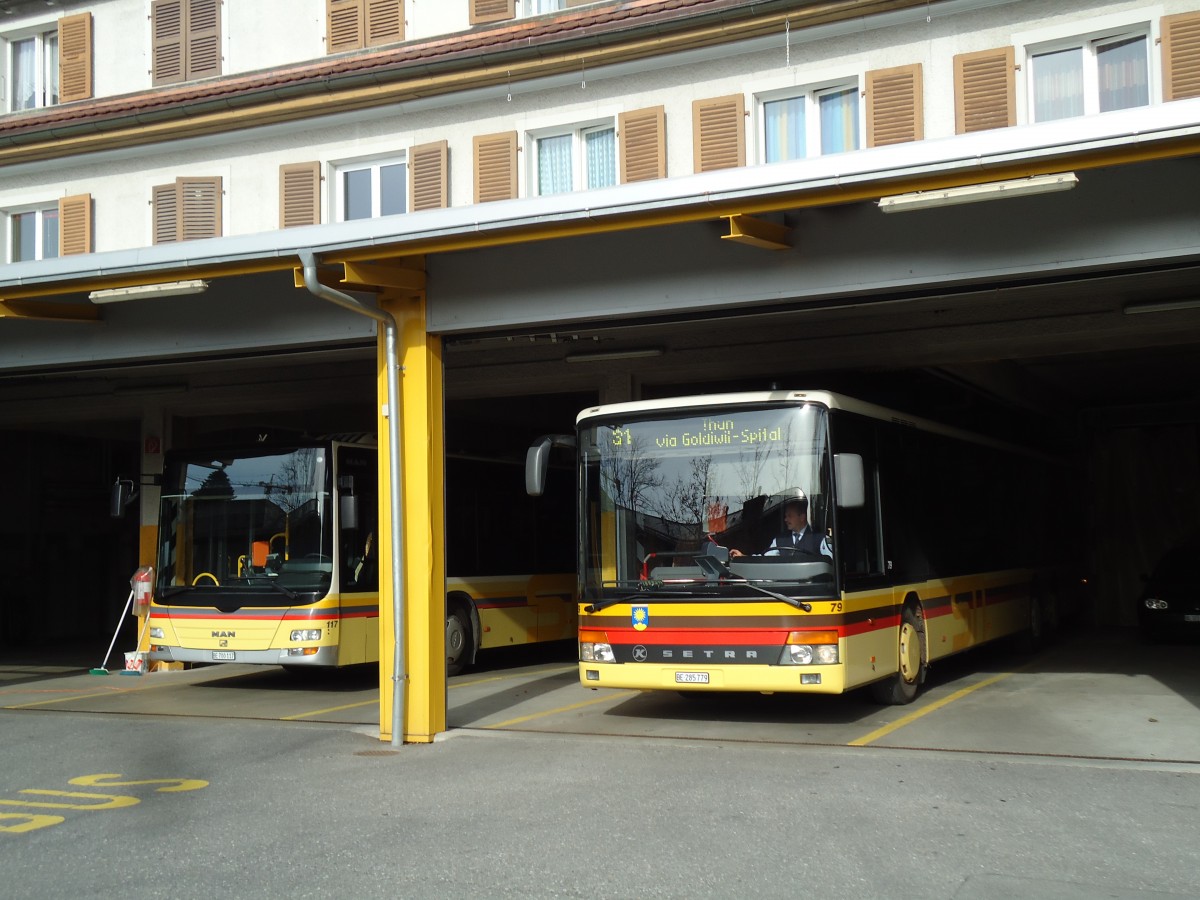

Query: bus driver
730;497;832;559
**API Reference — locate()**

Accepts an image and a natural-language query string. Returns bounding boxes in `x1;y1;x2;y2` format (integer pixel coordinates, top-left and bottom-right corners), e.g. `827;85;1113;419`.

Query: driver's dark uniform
766;528;831;557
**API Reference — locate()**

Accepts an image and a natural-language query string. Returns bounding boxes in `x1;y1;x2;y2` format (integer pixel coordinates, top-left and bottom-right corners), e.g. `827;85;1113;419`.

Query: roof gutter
297;249;407;748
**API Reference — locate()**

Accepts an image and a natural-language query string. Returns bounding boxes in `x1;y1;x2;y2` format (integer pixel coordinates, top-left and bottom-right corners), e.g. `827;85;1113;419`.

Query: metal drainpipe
298;250;406;747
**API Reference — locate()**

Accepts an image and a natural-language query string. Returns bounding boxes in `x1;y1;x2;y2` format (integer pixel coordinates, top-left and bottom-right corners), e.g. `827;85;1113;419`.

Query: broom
90;588;134;675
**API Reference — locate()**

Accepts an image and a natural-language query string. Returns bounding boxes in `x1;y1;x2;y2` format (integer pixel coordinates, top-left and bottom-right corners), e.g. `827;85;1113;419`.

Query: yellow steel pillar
376;284;445;743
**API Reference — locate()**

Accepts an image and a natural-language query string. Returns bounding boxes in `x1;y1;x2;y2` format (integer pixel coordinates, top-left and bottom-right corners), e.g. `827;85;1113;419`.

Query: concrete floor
3;628;1197;764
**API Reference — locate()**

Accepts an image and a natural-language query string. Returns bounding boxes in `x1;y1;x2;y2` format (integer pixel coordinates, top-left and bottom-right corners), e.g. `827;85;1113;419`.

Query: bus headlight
149;627;164;639
580;630;614;662
779;631;839;666
1144;597;1168;610
291;629;322;642
580;642;615;663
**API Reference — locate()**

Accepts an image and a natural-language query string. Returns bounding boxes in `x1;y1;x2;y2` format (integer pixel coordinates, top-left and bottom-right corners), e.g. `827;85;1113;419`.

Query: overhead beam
0;299;100;323
721;214;792;251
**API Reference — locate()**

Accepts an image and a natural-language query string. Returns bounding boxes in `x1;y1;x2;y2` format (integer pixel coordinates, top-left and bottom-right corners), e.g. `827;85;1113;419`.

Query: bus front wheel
871;605;926;705
446;607;473;677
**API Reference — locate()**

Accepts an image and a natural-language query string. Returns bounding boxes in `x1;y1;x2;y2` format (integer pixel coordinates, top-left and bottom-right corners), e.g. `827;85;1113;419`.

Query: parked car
1139;543;1200;641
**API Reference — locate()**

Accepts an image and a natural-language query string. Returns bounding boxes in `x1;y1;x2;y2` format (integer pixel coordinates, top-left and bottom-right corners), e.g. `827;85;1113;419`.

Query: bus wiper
695;555;813;612
263;581;299;601
158;585;194;599
734;579;812;612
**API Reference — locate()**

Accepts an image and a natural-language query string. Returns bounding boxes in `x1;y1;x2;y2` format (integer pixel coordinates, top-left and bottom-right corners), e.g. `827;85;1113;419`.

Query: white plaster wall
226;0;328;74
1;0;1196;255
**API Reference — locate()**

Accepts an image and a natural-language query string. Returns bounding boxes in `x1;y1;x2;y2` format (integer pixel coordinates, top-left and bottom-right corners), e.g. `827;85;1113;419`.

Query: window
335;156;407;221
6;205;58;262
152;0;222;86
532;123;616;196
523;0;565;13
7;28;57;112
153;177;222;244
1029;28;1149;122
327;0;403;54
761;81;860;163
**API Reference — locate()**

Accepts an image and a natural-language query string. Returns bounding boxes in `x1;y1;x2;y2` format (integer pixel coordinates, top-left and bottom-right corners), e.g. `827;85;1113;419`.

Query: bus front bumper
149;646;340;666
579;662;846;694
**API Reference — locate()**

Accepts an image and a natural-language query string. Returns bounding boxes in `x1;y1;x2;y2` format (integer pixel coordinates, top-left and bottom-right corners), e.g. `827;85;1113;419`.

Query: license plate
1185;615;1200;623
212;651;236;661
675;672;709;684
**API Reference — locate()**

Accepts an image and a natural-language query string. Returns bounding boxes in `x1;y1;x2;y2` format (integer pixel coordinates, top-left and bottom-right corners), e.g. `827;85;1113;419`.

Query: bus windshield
579;402;833;598
156;446;332;605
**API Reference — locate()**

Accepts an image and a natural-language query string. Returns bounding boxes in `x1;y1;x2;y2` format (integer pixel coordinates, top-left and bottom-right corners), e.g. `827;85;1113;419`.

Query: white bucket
123;651;147;674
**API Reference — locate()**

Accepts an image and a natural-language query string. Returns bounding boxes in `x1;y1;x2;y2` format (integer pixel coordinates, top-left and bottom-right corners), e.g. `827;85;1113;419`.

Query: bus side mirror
834;454;865;508
526;434;575;497
338;475;358;530
110;478;137;518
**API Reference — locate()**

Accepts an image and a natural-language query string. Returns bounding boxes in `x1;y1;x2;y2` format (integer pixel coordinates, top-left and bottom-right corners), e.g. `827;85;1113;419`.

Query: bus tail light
580;630;614;663
780;630;839;666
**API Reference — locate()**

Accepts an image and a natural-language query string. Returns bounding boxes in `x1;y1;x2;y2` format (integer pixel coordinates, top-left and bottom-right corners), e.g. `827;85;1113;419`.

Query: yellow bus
528;390;1060;704
144;438;574;674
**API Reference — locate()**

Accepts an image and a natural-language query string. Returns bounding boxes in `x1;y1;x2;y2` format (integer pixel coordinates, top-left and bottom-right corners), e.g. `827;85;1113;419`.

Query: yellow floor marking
848;671;1015;747
281;699;378;720
483;690;639;729
450;664;576;690
1;671;201;709
284;665;577;720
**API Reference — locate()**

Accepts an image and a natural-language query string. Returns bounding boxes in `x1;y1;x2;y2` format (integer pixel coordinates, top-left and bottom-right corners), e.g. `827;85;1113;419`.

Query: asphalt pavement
2;699;1198;898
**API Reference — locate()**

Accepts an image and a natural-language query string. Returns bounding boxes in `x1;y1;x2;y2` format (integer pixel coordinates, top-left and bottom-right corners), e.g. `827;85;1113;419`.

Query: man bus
133;436;574;674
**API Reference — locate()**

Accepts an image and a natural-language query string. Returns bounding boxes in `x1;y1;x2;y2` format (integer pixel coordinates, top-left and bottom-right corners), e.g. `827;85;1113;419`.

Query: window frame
1023;22;1154;123
755;76;862;164
527;119;618;197
4;202;59;263
5;23;58;113
332;153;409;222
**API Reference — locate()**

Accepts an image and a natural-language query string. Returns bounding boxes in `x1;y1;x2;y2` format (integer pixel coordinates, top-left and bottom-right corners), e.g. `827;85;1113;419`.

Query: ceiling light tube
89;280;209;303
878;173;1078;213
564;348;663;363
1123;298;1200;315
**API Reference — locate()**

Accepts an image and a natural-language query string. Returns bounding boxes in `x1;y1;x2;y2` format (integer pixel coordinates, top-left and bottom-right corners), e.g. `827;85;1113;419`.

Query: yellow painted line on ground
483;690;640;729
281;699;378;721
848;671;1015;747
450;665;576;691
2;684;166;709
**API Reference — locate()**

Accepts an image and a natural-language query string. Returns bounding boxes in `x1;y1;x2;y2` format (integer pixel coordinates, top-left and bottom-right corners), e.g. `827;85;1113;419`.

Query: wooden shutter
152;0;186;85
410;141;449;211
152;183;179;244
470;0;515;26
692;94;745;173
366;0;403;47
58;13;93;103
1163;12;1200;102
473;132;517;204
186;0;222;79
179;177;222;240
866;64;923;147
58;194;92;256
953;47;1014;134
619;106;666;183
280;163;322;228
328;0;365;53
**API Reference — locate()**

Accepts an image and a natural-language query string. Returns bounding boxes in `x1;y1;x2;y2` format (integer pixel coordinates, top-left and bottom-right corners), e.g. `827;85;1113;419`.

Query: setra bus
527;390;1060;703
137;436;574;674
